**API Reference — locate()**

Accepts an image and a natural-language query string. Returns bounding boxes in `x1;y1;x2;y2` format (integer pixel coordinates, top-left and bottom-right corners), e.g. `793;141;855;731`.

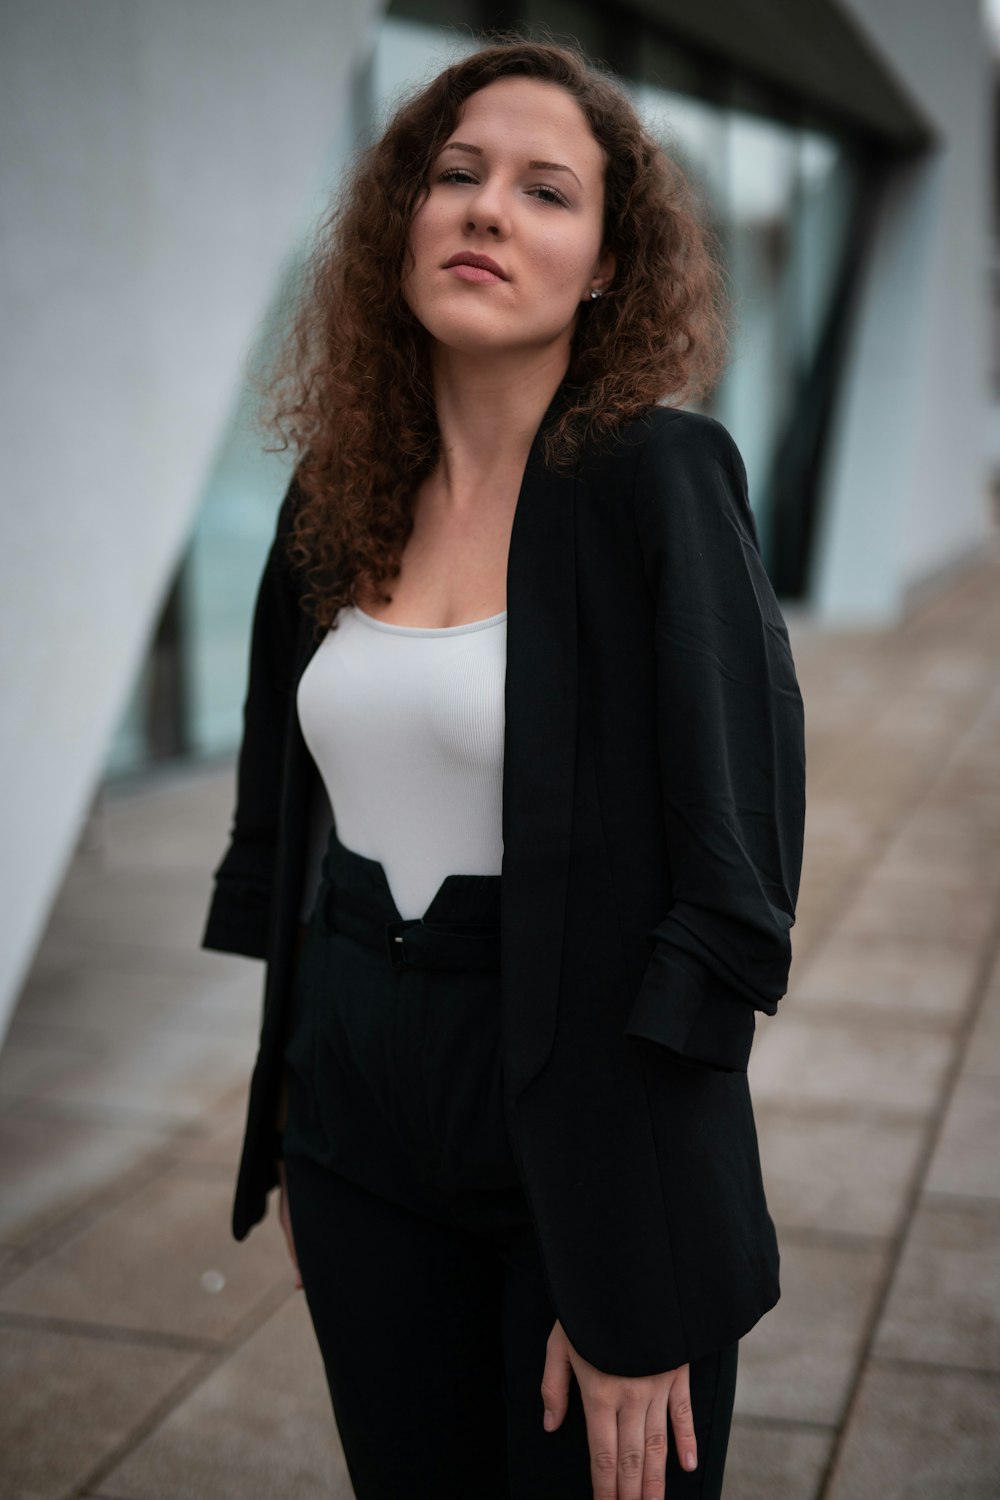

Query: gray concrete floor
3;543;1000;1499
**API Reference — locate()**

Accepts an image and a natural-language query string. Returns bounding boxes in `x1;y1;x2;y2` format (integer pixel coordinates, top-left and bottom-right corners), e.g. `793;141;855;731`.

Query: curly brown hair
255;35;732;634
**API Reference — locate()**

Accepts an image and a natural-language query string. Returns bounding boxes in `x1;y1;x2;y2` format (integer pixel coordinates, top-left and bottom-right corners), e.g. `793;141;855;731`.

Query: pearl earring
589;288;603;300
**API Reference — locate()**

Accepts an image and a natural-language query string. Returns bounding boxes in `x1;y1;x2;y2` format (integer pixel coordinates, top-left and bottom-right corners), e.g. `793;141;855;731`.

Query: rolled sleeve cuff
200;880;271;961
624;944;757;1073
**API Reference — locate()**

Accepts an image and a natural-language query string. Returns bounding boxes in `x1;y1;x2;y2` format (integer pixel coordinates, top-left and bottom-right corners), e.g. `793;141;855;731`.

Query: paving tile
0;1099;169;1246
25;931;258;989
724;1419;832;1500
832;747;919;799
0;1162;291;1342
825;1359;1000;1500
98;770;240;874
42;865;224;957
935;751;1000;801
0;1019;104;1105
794;843;859;907
925;1074;1000;1199
755;1106;925;1239
749;1015;954;1115
818;780;912;836
873;1195;1000;1372
787;868;854;958
832;871;997;949
963;956;1000;1079
932;732;1000;783
801;798;882;864
877;832;1000;895
882;801;1000;875
786;931;979;1019
95;1293;350;1500
867;696;968;751
0;1323;200;1500
27;1023;257;1125
907;646;997;700
171;1106;248;1172
788;906;837;963
197;1078;254;1133
867;714;958;759
0;1246;28;1286
734;1240;889;1427
16;959;261;1038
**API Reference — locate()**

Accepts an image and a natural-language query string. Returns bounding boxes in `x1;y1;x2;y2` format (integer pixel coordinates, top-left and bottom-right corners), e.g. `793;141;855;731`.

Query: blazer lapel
501;383;579;1098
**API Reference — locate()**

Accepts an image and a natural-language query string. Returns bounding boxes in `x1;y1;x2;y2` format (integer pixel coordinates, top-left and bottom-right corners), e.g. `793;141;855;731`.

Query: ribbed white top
296;603;507;920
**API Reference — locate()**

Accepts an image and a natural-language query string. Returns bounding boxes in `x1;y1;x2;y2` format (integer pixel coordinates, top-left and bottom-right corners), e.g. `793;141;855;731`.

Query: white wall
812;0;993;622
0;1;384;1042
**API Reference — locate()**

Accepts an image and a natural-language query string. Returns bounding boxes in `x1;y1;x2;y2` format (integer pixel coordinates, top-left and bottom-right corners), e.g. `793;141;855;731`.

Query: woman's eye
434;168;567;206
529;184;568;206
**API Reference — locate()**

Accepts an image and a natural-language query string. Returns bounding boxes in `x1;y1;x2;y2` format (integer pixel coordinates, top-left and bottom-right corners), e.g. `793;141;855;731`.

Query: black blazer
201;379;806;1377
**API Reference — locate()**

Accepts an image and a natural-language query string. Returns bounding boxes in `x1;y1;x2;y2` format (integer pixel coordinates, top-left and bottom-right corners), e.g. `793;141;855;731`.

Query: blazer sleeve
624;409;806;1073
200;471;306;960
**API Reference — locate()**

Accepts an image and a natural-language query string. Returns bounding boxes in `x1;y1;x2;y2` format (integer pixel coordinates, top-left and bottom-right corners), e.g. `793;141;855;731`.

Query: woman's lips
447;263;505;284
442;253;508;283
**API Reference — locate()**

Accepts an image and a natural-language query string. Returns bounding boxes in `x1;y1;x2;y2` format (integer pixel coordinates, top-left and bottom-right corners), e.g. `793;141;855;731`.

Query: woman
201;36;806;1500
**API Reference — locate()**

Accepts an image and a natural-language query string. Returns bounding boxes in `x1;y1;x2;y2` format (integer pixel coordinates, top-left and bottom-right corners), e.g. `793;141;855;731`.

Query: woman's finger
615;1392;649;1500
540;1322;572;1433
641;1396;669;1500
583;1395;620;1500
667;1365;698;1474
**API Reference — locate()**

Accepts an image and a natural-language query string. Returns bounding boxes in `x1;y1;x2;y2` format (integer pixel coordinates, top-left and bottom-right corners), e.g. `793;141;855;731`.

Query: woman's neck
428;347;569;514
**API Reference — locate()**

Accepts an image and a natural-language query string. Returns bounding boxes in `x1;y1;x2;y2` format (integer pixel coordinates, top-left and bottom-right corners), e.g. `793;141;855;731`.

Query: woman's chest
358;488;517;629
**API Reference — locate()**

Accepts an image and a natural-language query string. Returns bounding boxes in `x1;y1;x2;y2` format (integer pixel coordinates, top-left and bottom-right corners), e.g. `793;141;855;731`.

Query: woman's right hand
277;1159;303;1290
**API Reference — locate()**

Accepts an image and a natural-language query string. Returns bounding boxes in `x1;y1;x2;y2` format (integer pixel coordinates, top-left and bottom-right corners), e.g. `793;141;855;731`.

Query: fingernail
543;1410;554;1431
685;1451;697;1471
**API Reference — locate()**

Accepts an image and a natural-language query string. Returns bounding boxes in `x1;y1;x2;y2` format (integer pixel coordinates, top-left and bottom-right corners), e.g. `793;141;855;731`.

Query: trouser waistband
316;828;502;975
319;881;502;973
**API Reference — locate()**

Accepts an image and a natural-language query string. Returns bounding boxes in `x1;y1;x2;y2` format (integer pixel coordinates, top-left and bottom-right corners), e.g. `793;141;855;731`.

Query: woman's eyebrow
529;159;582;187
440;140;582;188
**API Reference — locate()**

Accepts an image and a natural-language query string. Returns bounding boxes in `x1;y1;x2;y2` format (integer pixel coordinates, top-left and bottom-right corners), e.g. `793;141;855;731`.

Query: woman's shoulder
612;404;757;559
575;403;741;503
612;402;738;463
575;402;738;480
601;404;747;507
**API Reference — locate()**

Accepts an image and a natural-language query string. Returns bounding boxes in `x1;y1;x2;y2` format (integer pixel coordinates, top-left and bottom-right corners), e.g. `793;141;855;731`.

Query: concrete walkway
2;541;999;1499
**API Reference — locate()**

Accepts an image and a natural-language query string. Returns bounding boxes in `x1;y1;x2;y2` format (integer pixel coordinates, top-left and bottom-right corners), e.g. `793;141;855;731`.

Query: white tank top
296;603;507;920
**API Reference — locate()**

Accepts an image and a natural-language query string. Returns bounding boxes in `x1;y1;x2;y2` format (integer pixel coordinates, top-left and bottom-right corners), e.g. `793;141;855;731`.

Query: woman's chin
423;319;574;366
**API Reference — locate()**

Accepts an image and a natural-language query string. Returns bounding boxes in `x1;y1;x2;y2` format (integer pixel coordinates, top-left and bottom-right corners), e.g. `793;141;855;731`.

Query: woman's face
402;77;615;363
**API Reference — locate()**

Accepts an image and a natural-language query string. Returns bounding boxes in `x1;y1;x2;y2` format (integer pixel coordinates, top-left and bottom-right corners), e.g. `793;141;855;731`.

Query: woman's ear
581;247;616;305
594;245;616;294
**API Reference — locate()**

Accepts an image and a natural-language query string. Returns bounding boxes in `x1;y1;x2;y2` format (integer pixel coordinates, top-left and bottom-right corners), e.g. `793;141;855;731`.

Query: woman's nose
464;181;510;238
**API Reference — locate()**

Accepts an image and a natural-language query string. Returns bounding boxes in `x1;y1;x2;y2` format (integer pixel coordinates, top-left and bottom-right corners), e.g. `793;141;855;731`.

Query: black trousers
281;828;738;1499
